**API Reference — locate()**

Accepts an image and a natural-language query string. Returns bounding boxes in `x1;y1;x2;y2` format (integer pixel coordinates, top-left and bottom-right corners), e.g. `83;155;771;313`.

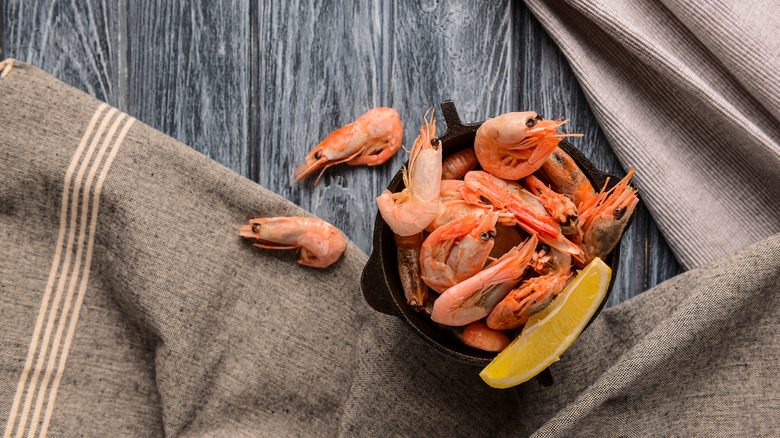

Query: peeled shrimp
239;217;346;268
376;111;442;236
420;212;498;294
441;147;479;180
486;269;572;330
431;234;537;326
294;107;403;185
474;112;581;180
577;168;639;265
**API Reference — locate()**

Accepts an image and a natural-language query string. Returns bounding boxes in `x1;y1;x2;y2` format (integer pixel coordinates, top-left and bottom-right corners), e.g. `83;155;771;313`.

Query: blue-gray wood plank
0;0;681;307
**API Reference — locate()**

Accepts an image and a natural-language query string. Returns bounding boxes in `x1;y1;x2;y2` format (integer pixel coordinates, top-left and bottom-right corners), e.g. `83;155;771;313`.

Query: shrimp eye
480;232;491;241
314;150;323;159
487;230;496;238
252;224;260;233
430;137;440;149
526;117;537;128
535;114;544;121
613;206;627;219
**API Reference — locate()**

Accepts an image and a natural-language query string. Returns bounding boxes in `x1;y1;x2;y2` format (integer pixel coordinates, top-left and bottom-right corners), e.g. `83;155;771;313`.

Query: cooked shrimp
577;168;639;265
294;107;403;185
239;217;346;268
460;171;584;261
428;180;474;230
395;232;430;312
376;111;442;236
447;321;511;352
530;243;572;275
540;147;597;209
427;180;514;232
441;147;479;180
486;269;572;331
474;112;582;180
440;179;467;202
525;174;579;235
420;212;498;293
431;234;537;326
427;199;488;233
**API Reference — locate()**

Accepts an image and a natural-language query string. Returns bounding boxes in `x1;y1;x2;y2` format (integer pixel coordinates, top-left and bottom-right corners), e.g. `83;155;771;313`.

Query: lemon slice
479;258;611;389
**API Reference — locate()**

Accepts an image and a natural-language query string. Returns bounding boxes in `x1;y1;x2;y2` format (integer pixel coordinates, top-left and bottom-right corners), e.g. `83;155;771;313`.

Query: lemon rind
480;259;611;389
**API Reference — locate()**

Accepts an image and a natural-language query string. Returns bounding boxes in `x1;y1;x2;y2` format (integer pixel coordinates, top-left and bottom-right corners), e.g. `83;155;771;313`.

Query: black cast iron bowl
360;100;627;386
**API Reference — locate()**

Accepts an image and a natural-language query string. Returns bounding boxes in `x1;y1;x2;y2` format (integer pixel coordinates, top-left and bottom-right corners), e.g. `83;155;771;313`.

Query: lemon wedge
479;258;611;389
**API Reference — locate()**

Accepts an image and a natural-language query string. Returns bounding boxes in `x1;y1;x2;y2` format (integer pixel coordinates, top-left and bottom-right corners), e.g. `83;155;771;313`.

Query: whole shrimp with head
474;112;582;180
431;234;538;326
419;211;499;294
426;180;511;232
525;175;579;235
239;217;346;268
486;269;572;331
294;107;403;186
540;146;597;209
460;170;584;261
577;168;639;265
377;111;442;236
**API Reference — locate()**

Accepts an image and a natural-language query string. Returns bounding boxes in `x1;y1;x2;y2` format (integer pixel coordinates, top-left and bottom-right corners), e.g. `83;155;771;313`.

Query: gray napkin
2;1;779;431
525;0;780;269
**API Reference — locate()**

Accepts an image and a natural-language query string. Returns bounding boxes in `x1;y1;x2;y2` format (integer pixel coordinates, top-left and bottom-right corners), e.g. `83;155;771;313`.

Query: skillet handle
361;251;401;317
440;100;464;129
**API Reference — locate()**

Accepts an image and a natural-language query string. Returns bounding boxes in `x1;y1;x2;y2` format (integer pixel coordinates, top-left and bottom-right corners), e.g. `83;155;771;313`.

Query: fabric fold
0;61;519;437
524;0;780;269
511;233;780;436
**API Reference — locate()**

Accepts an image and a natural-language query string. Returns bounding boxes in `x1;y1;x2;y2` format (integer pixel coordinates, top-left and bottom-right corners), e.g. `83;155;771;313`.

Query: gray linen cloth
1;1;779;433
0;61;517;437
525;0;780;269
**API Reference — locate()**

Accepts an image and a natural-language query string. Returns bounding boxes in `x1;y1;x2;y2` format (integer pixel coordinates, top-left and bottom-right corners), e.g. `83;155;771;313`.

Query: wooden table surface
1;1;681;307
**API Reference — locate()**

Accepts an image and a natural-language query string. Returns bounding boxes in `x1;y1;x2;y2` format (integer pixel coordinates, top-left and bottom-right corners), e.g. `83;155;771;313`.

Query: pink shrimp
454;321;511;352
540;147;597;209
239;217;346;268
441;147;479;180
460;171;584;261
486;269;573;331
525;174;579;235
474;112;582;180
419;212;499;294
426;180;500;232
294;107;403;185
376;111;442;236
577;168;639;265
529;243;572;275
430;234;537;326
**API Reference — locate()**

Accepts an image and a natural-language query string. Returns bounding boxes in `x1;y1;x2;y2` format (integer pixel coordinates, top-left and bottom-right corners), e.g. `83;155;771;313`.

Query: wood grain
1;0;125;107
0;0;682;306
124;0;251;176
251;0;519;264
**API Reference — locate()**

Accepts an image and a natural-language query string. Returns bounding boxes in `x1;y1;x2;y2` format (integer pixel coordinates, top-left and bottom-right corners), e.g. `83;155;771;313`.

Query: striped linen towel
2;0;779;430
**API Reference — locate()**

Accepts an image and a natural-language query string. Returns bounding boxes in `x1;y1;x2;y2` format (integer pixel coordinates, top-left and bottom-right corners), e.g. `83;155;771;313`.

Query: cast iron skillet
360;100;625;387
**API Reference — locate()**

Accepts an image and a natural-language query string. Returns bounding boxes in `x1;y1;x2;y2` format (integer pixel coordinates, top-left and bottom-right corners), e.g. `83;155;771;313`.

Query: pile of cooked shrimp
240;107;637;353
